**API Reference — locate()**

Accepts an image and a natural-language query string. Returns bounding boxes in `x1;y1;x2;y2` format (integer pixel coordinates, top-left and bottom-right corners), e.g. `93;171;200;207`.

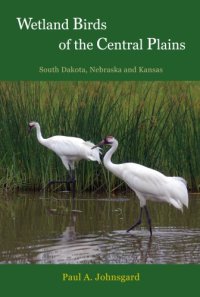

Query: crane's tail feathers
171;176;189;208
86;141;102;153
169;198;184;212
172;176;187;186
85;141;101;163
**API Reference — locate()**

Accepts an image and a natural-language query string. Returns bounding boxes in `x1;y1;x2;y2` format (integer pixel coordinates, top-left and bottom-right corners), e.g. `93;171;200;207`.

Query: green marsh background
0;81;200;192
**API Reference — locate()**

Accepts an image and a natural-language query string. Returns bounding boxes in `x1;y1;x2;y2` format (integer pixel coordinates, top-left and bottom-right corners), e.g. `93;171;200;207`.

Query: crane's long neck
35;124;46;145
103;140;119;174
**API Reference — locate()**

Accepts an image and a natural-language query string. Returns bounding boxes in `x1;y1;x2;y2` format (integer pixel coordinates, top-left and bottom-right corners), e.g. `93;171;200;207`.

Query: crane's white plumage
29;121;101;171
93;136;188;235
114;163;188;210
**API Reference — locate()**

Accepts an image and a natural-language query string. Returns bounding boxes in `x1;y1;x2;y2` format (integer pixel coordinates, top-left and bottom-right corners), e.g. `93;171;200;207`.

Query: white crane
28;121;101;194
92;136;188;236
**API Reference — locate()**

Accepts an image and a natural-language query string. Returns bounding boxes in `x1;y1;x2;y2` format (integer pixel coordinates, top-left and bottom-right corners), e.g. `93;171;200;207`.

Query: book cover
0;0;199;296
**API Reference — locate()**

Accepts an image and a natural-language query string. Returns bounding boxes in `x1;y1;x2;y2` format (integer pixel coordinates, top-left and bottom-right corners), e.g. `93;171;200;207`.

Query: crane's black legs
144;205;152;236
127;206;152;236
69;167;76;199
69;166;76;183
41;166;76;198
127;207;143;232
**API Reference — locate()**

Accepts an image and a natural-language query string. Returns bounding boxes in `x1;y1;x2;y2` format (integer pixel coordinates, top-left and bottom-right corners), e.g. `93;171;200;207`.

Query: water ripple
5;228;197;264
1;193;200;264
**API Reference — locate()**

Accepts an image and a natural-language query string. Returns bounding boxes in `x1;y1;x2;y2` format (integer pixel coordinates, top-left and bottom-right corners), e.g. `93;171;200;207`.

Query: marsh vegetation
0;81;200;192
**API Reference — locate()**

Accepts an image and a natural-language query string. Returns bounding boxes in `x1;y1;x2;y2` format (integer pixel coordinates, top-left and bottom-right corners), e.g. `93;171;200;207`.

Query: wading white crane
29;121;101;195
92;136;188;236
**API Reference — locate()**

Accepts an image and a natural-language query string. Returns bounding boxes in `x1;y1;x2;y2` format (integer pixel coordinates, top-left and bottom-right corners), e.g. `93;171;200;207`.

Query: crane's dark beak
28;125;33;134
92;139;105;149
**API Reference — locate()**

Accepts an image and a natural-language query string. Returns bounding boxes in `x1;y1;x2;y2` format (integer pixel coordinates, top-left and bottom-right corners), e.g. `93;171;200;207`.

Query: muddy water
0;192;200;264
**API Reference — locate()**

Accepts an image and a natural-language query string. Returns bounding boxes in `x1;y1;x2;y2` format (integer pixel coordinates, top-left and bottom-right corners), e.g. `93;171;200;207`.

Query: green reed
0;81;200;192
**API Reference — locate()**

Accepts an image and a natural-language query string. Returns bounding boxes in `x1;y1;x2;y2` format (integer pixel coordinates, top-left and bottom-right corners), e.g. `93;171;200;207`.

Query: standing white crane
92;136;188;236
28;121;101;195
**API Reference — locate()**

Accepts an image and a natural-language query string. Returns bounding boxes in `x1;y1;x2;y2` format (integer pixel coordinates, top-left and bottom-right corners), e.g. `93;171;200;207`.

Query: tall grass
0;81;200;192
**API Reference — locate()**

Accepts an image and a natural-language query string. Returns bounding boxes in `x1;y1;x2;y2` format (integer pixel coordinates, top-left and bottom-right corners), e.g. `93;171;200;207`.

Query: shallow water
0;192;200;264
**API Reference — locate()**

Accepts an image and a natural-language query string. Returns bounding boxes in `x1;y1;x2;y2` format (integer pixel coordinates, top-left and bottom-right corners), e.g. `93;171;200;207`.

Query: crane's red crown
104;136;114;144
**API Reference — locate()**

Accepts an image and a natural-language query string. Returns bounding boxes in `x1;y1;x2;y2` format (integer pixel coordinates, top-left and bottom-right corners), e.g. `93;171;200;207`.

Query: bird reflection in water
130;235;153;264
